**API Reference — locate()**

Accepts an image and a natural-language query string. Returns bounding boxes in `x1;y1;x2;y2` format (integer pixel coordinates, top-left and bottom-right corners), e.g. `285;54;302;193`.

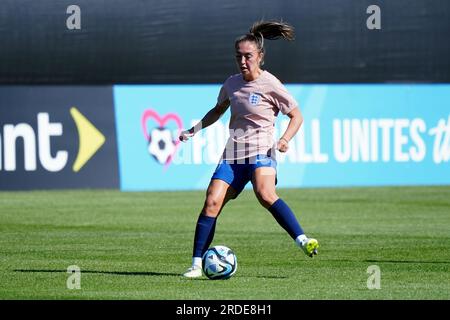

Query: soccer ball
202;245;237;280
147;127;175;165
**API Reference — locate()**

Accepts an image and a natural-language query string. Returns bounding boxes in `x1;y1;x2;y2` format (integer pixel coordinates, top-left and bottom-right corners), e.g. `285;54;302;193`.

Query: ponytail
235;20;295;65
249;20;295;41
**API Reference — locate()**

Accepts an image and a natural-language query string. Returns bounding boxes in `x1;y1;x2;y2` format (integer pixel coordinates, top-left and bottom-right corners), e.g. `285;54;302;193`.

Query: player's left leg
251;164;319;257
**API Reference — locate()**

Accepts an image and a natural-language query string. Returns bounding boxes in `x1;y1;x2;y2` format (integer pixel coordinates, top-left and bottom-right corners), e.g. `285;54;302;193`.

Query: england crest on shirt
249;92;261;106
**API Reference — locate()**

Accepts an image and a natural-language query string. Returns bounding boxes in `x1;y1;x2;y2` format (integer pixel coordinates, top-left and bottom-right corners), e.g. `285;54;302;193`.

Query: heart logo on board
141;109;183;169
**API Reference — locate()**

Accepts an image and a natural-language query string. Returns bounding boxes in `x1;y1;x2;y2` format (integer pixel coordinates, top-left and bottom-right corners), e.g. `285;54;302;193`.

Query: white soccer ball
202;245;237;280
147;128;175;165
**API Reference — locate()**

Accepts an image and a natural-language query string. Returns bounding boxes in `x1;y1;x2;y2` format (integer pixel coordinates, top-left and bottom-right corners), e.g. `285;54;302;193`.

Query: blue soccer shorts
211;154;277;197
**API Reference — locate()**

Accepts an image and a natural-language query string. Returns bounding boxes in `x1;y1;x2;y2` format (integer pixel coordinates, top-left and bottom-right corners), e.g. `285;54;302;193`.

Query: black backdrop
0;0;449;84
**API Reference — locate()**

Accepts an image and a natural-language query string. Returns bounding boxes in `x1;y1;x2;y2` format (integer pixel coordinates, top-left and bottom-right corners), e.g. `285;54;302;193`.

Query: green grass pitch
0;186;449;299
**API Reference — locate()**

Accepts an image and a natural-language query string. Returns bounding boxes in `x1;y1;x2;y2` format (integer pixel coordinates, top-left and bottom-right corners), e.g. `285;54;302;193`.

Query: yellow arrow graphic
70;107;106;172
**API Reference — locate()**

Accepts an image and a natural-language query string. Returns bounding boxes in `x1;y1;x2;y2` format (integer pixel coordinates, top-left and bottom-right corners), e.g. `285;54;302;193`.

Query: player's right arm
179;99;230;142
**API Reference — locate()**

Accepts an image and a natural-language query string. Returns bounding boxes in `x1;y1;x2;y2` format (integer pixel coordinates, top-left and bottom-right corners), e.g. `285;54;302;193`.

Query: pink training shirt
217;70;298;160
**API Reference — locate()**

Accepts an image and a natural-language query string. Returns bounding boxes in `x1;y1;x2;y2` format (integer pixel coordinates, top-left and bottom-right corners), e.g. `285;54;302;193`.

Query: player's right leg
183;179;237;278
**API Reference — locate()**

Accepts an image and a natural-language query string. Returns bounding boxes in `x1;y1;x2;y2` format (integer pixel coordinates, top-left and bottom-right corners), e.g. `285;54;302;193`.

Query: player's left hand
277;138;289;153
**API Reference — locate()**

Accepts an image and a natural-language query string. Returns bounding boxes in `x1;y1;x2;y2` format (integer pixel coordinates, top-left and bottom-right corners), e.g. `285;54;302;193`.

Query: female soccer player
179;20;319;278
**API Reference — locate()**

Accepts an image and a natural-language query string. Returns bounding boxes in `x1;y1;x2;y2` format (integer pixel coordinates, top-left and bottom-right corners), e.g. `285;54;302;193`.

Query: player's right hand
179;129;194;142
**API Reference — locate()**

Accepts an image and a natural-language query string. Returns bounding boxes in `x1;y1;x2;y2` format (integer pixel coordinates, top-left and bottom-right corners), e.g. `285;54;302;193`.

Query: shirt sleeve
270;81;298;115
217;84;228;105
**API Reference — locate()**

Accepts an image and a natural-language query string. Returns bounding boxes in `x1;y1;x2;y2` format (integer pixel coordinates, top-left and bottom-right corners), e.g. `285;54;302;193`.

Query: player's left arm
277;107;303;153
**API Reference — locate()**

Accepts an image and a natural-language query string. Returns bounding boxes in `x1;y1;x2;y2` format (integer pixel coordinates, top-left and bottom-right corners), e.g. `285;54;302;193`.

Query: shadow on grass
14;269;181;277
364;259;450;264
13;269;288;279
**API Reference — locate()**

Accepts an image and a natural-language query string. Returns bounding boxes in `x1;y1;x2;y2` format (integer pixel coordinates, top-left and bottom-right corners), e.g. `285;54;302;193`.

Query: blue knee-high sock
268;198;304;239
192;215;217;258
